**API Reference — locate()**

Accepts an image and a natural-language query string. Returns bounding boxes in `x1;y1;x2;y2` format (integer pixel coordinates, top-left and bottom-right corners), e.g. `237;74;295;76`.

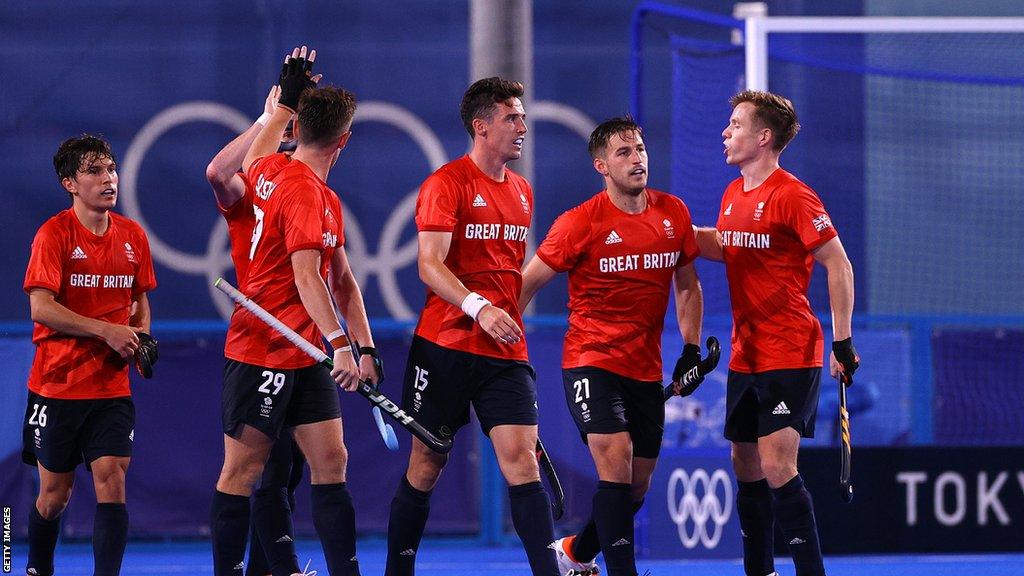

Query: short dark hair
588;116;643;158
729;90;800;151
297;86;357;149
460;77;525;138
53;135;114;182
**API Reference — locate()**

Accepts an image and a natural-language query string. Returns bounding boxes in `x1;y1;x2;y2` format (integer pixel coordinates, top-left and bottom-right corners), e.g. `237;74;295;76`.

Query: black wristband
359;346;378;358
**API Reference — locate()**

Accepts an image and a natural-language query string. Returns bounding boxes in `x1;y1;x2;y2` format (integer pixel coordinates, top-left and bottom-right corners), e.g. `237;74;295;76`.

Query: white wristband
460;292;491;321
256;112;272;126
335;345;353;354
326;328;346;342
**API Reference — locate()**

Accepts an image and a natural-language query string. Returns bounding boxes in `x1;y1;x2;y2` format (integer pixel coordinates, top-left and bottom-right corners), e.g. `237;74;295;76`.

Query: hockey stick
839;372;853;503
535;437;565;520
214;278;453;454
663;336;722;401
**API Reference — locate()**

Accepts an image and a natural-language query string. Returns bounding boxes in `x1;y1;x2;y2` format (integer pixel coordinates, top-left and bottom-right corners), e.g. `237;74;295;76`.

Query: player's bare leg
213;426;273;576
293;418;360;576
91;456;130;575
27;465;74;576
491;424;559;576
384;437;448;576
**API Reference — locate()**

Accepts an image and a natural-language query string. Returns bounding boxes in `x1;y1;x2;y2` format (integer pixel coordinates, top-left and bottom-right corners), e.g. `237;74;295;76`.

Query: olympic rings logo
120;100;595;320
666;467;733;549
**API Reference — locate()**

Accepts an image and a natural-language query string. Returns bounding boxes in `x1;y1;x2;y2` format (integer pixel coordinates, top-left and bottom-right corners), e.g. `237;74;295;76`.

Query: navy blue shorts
562;366;665;459
402;336;537;438
22;392;135;473
724;368;822;442
222;359;341;440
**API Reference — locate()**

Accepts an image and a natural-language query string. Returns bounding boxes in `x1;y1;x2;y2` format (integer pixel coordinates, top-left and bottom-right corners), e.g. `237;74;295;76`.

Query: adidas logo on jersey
612;538;632;546
604;230;623;244
724;203;733;216
400;548;416;556
472;194;488;207
71;246;87;259
276;534;293;543
789;537;806;545
772;401;791;415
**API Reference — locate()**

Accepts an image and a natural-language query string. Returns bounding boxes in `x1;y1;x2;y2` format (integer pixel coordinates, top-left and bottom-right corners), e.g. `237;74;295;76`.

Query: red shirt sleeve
416;172;460;232
276;178;325;254
133;226;158;295
536;208;586;272
24;222;63;294
778;184;838;251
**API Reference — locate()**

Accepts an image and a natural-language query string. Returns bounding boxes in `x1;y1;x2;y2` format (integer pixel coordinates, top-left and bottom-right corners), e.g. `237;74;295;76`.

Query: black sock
245;520;268;576
311;483;359;576
27;506;60;576
251;487;299;576
591;481;635;576
93;503;128;576
508;481;559;576
385;476;432;576
211;490;251;576
572;498;644;563
772;475;824;576
738;479;775;576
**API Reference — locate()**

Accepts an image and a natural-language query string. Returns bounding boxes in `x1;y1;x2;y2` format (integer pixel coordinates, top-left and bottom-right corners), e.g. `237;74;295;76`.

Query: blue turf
9;539;1024;575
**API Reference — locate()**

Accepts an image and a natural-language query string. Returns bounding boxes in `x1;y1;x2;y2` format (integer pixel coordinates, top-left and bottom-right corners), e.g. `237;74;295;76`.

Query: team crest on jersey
124;242;136;263
71;245;87;260
519;192;530;214
663;218;675;238
753;201;765;221
812;214;833;232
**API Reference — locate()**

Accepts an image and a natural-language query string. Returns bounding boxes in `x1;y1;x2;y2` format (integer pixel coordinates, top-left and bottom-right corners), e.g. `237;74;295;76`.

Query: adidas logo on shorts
71;246;88;259
605;230;623;244
612;538;632;546
772;401;791;415
472;194;487;207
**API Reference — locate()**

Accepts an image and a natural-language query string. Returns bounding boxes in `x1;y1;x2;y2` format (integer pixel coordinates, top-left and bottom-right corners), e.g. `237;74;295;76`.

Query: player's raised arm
206;85;279;209
243;46;317;173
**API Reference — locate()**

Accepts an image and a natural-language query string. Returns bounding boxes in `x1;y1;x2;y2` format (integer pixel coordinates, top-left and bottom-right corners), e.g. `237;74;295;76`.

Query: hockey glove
134;332;159;379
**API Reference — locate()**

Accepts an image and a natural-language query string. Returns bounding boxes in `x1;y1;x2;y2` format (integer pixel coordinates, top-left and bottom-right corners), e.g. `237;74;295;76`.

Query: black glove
832;337;860;382
134;332;159;379
359;346;385;386
278;54;316;112
672;343;703;397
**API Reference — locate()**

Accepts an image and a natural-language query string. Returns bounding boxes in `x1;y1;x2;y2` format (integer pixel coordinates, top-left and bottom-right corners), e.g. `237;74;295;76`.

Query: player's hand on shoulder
477;305;522;345
331;346;360;392
101;324;140;360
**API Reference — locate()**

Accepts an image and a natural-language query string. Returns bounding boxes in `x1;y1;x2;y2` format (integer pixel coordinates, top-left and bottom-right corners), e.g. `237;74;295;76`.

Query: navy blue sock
738;479;775;576
572;498;644;563
385;476;432;576
311;483;360;576
772;475;825;576
27;506;60;576
93;503;128;576
211;490;250;576
592;481;636;576
508;481;559;576
251;487;299;576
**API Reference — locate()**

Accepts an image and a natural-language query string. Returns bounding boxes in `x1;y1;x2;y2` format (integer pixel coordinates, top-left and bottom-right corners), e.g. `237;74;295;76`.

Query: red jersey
537;190;700;381
224;154;344;369
717;168;838;373
218;180;256;288
414;155;532;360
23;210;157;399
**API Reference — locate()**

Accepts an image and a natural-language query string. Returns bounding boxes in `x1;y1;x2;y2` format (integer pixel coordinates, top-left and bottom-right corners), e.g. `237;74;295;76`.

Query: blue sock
738;479;775;576
311;483;360;576
772;475;825;576
211;490;250;576
385;476;432;576
27;506;60;576
508;481;559;576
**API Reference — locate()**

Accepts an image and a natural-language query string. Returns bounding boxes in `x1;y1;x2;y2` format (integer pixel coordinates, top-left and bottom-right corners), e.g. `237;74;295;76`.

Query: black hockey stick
214;278;453;454
839;372;853;503
663;336;722;401
535;437;565;520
